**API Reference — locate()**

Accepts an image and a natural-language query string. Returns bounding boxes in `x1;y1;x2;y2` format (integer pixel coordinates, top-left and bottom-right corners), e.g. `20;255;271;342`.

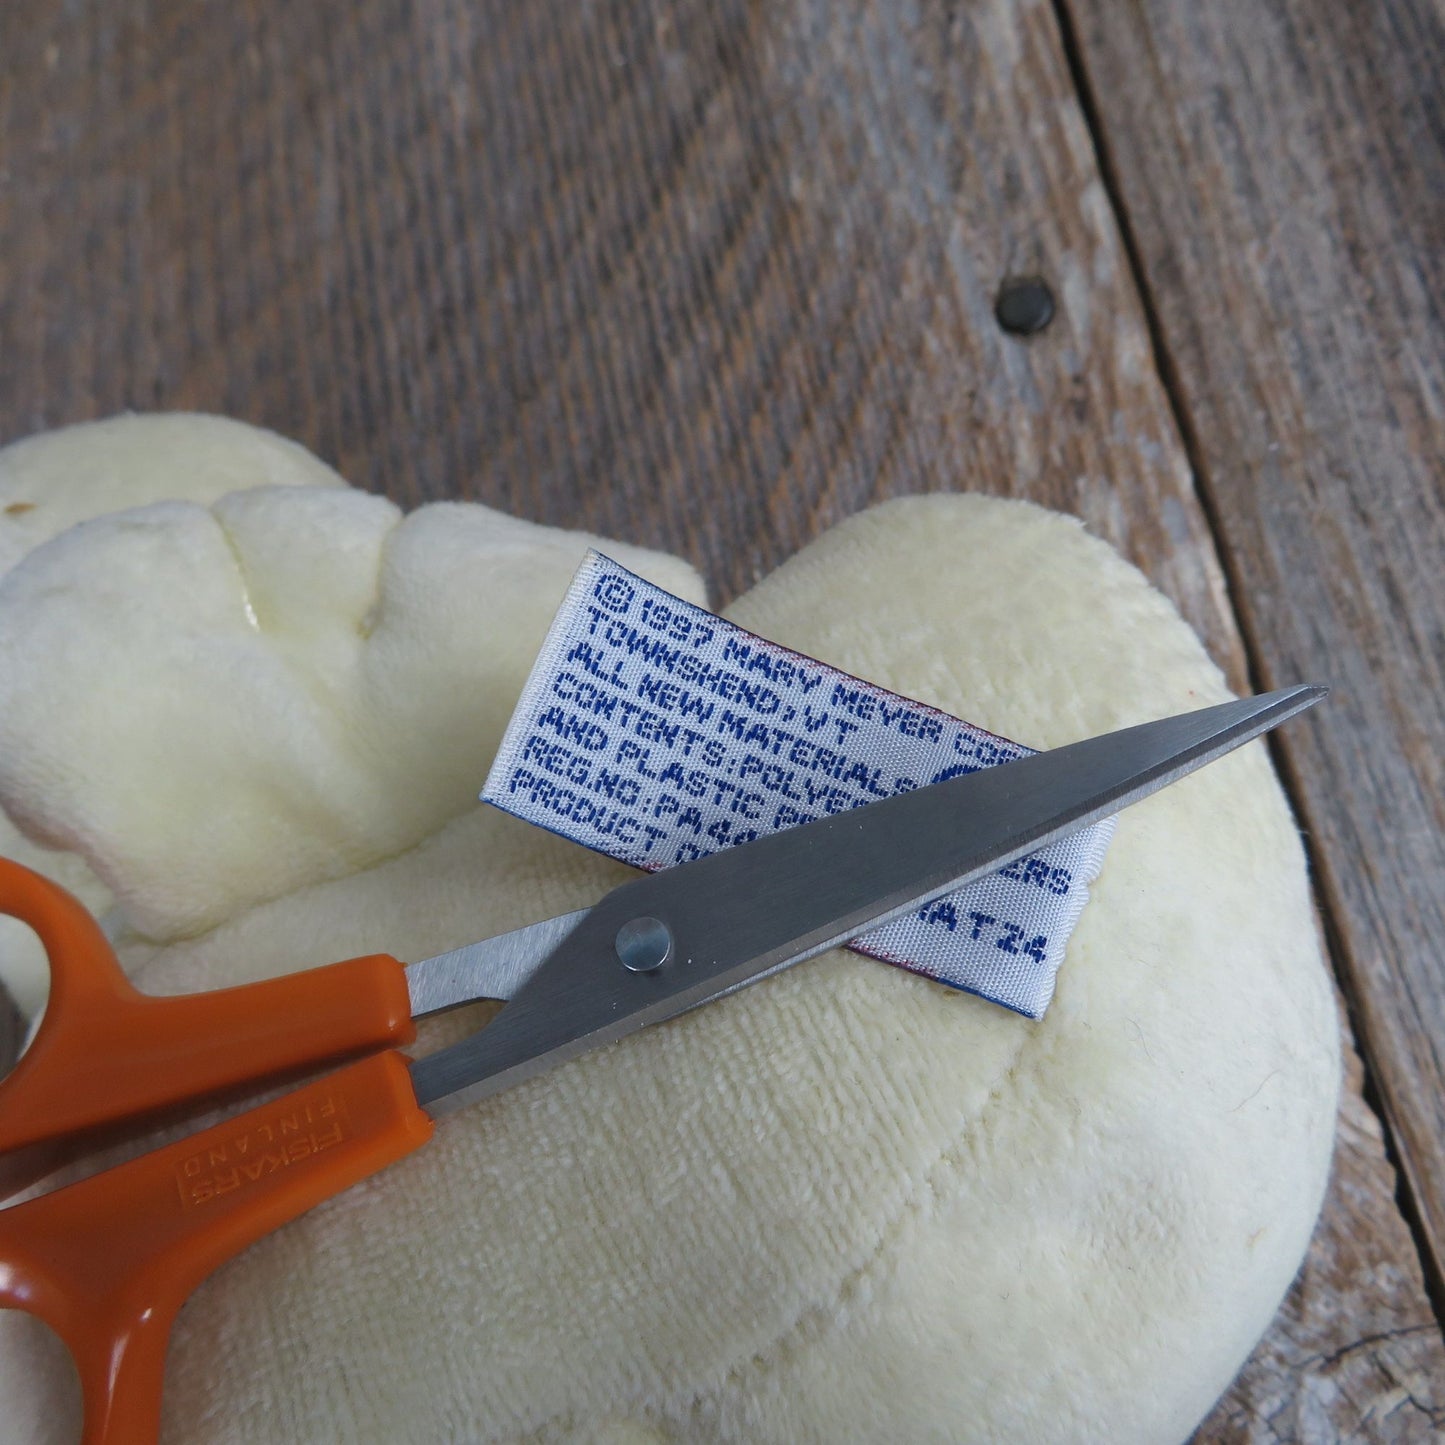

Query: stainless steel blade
404;911;589;1017
412;686;1324;1115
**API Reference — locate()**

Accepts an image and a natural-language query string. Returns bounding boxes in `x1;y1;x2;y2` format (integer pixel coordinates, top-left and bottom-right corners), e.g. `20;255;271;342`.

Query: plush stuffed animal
0;416;1338;1443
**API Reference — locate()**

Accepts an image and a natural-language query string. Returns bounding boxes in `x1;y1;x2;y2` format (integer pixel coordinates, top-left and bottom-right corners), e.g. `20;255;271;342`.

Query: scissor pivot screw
615;917;672;973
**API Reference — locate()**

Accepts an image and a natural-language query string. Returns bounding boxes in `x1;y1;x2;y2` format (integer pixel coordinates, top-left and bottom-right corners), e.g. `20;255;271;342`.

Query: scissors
0;686;1322;1445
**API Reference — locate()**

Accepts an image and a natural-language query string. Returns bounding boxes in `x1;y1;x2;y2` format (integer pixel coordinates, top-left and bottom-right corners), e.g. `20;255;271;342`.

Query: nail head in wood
995;276;1056;336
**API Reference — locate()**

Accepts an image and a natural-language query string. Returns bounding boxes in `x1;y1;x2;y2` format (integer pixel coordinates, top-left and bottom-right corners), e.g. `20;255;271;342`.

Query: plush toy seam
497;1008;1053;1443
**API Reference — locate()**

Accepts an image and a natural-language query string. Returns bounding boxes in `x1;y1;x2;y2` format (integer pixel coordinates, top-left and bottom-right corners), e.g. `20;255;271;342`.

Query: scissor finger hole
0;914;48;1073
0;1310;83;1444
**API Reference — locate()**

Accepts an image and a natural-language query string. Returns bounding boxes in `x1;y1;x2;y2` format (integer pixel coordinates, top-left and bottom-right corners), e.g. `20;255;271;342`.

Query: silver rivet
615;916;672;973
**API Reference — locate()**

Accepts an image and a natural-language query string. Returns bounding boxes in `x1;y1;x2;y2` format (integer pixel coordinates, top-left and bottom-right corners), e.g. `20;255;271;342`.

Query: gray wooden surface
1066;0;1445;1315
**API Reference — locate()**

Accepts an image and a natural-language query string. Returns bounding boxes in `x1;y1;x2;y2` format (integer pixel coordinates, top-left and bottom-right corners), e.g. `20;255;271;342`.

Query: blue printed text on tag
482;553;1113;1018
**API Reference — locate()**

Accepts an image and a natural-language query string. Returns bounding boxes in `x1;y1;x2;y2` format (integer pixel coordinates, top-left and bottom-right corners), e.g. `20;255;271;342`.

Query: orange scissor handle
0;856;416;1197
0;1049;434;1445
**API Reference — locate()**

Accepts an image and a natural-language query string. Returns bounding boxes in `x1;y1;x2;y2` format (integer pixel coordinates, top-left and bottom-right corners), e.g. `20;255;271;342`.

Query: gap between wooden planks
1054;0;1445;1433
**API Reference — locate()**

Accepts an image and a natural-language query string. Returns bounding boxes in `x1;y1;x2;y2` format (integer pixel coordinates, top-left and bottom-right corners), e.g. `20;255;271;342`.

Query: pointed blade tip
1257;682;1329;717
1205;684;1325;749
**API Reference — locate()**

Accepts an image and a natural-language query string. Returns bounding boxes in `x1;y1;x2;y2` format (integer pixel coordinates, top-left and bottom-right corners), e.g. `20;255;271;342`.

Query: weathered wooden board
0;0;1244;678
0;0;1439;1436
1061;0;1445;1319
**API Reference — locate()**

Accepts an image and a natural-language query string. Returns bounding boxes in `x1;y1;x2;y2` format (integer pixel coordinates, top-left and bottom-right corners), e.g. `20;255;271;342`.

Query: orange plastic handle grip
0;857;416;1197
0;1050;434;1445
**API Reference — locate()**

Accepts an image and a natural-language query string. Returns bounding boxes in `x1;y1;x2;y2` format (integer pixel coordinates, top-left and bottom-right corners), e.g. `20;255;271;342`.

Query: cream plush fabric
0;414;347;1016
0;417;1339;1444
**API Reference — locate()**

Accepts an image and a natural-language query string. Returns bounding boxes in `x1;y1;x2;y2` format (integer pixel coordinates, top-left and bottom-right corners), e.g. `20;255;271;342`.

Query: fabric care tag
482;553;1114;1018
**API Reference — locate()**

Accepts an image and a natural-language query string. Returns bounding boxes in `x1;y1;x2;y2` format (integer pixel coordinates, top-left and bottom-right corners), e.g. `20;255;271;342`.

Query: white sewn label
482;552;1114;1018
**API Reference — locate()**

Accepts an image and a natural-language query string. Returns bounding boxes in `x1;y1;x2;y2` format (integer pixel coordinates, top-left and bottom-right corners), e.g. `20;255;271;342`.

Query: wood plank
1059;0;1445;1300
0;1;1437;1435
0;0;1244;680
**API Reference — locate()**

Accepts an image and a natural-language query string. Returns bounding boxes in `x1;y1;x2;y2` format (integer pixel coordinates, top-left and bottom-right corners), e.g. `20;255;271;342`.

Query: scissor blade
405;911;589;1018
412;686;1323;1116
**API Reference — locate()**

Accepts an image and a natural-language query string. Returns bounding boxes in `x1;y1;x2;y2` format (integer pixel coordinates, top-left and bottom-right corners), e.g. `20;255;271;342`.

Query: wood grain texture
1060;0;1445;1305
0;0;1244;680
0;0;1439;1437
